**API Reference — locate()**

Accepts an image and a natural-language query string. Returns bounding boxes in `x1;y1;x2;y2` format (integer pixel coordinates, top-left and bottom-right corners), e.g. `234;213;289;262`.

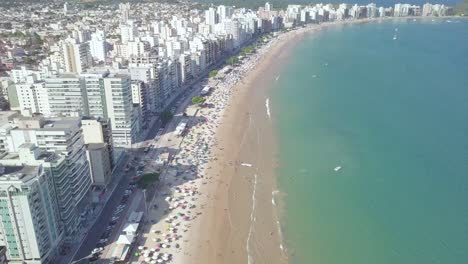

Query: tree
226;56;239;65
191;96;205;105
455;0;468;15
32;32;43;45
0;96;10;111
160;111;173;125
137;173;160;189
208;70;218;78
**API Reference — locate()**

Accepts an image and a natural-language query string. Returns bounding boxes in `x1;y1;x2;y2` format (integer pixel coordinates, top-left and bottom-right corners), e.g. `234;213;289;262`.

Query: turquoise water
272;19;468;264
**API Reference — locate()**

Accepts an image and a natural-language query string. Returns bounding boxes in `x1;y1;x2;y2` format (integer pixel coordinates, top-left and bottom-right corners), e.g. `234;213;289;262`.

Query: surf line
272;190;286;253
247;173;258;264
265;98;271;120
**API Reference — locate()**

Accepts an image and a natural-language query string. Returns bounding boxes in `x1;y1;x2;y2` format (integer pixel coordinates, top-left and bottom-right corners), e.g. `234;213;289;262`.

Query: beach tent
123;223;139;236
116;234;135;245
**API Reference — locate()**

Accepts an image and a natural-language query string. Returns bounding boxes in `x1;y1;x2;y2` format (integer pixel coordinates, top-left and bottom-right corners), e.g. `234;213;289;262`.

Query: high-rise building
7;117;92;239
422;3;433;16
45;74;87;117
120;22;137;45
89;30;107;62
205;8;217;26
119;3;131;23
61;38;92;74
217;5;233;23
0;145;64;263
15;82;50;116
102;74;138;148
80;71;139;148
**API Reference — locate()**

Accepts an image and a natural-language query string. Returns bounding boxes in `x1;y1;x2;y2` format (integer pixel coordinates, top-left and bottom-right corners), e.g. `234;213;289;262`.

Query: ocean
272;18;468;264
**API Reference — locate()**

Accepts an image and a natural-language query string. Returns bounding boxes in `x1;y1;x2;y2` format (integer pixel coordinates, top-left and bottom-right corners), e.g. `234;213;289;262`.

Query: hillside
454;0;468;15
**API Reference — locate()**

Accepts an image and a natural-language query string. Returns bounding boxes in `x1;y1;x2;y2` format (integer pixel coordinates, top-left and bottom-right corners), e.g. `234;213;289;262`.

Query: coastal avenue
69;40;254;263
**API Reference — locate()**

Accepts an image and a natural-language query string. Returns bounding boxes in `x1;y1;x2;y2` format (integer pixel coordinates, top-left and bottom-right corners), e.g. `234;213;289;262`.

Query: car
106;226;113;231
96;242;106;248
109;220;117;226
98;238;108;243
101;230;111;238
92;247;104;255
111;216;119;222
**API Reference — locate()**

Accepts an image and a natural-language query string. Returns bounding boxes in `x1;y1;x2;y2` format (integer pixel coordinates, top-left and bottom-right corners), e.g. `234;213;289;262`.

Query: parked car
92;247;104;255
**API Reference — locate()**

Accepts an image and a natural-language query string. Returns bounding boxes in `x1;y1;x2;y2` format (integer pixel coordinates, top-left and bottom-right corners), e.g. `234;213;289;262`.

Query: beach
132;18;398;264
181;18;397;264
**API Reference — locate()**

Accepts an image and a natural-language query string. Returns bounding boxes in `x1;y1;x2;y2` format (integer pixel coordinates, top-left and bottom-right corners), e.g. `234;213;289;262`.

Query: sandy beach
132;18;395;264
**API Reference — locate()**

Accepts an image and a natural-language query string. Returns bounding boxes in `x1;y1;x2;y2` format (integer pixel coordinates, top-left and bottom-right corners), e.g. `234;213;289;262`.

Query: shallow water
272;18;468;264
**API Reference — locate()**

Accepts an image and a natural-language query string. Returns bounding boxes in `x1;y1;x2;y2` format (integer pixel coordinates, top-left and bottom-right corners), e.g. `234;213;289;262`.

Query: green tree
208;70;218;78
160;111;173;125
455;0;468;15
226;56;239;65
191;96;205;105
13;31;25;38
137;173;160;189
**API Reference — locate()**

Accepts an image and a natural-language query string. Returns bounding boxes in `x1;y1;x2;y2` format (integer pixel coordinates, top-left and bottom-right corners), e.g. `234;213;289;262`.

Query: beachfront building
6;117;92;239
0;144;64;263
102;73;139;148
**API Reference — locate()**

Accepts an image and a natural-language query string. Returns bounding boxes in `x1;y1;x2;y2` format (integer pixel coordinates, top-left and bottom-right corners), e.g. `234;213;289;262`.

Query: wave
247;174;258;264
271;190;286;254
265;98;271;120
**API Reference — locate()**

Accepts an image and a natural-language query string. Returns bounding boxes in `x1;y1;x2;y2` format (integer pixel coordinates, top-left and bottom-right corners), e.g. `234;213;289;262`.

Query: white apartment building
120;22;137;44
89;30;107;62
102;74;138;148
15;82;50;116
45;74;87;117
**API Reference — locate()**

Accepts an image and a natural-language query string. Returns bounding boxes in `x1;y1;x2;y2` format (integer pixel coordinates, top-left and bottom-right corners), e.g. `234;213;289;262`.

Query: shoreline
181;18;389;264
